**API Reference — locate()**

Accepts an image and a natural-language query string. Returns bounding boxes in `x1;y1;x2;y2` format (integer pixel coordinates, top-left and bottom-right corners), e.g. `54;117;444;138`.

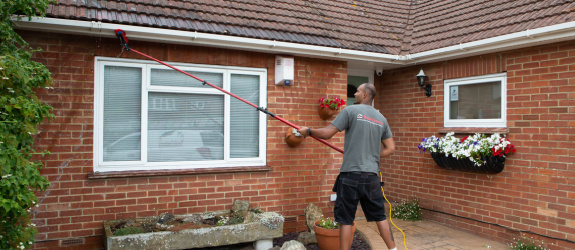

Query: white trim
15;17;575;68
443;73;507;128
15;17;400;65
93;57;267;172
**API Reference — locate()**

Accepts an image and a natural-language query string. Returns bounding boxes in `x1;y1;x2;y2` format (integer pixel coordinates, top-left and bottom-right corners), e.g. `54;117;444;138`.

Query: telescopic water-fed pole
114;29;343;154
115;29;409;250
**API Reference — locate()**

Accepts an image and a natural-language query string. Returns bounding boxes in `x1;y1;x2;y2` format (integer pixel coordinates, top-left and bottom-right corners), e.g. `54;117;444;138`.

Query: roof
45;0;575;55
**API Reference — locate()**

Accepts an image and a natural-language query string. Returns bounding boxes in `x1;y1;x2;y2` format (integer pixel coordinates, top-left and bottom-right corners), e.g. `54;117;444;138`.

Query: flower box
419;132;515;174
431;153;505;173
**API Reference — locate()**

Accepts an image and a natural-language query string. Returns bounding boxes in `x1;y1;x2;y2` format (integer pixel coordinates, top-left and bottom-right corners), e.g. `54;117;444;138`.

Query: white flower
2;77;8;80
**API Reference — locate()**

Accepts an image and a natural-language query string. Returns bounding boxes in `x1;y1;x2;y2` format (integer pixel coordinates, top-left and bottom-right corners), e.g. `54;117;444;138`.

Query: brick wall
23;31;347;249
376;41;575;250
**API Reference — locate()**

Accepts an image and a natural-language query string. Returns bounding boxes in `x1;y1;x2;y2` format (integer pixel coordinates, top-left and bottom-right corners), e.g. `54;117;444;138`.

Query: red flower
460;136;468;143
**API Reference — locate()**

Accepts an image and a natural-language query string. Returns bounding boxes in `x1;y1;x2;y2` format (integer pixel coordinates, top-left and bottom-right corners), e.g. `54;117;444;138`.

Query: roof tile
45;0;575;54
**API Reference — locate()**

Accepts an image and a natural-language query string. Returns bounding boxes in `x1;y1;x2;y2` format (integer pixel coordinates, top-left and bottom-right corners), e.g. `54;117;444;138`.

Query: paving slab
355;219;509;250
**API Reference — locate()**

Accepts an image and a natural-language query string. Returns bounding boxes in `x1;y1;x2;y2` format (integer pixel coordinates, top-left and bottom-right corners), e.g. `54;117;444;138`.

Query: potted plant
418;132;516;173
313;217;355;250
318;96;345;120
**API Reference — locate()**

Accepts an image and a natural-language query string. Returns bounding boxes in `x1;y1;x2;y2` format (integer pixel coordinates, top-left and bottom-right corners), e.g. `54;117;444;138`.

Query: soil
197;231;371;250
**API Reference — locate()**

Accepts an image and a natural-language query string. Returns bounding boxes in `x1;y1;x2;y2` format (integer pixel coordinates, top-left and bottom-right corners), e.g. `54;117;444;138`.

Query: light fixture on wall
416;69;432;97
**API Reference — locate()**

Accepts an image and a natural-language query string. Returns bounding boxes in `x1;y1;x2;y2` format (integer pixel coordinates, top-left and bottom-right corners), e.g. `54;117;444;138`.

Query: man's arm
297;124;339;140
380;137;395;157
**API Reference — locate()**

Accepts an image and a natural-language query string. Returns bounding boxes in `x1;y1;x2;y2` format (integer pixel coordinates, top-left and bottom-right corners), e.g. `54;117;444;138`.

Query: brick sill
87;166;272;179
438;127;509;134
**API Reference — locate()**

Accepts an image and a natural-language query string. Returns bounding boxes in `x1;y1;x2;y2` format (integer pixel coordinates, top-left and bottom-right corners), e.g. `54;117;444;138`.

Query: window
94;57;267;172
444;73;506;128
347;68;374;106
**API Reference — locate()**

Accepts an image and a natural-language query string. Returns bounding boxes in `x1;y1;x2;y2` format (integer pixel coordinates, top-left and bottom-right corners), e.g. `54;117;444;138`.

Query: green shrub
1;0;54;249
113;227;144;236
316;217;340;229
509;237;546;250
391;198;422;221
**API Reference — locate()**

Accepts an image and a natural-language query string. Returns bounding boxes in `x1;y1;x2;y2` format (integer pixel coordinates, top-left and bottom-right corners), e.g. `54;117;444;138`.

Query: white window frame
443;73;507;128
94;57;267;172
347;68;374;107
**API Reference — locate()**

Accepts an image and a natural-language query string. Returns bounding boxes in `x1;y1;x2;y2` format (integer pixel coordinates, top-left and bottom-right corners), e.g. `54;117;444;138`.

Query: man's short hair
364;83;376;99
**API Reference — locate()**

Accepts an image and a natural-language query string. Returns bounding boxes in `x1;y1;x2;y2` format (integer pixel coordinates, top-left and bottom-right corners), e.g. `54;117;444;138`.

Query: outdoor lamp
416;69;432;97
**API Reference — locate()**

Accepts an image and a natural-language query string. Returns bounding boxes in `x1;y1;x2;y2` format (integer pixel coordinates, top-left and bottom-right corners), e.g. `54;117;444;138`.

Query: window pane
151;69;223;88
148;93;224;162
450;81;501;119
347;75;368;106
230;74;260;158
103;66;142;162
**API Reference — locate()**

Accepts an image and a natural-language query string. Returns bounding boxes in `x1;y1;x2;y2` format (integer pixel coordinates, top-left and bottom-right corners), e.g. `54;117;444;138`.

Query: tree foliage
1;0;54;249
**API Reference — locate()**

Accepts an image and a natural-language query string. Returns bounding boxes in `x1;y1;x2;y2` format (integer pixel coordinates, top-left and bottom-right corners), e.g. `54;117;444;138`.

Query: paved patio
355;218;510;250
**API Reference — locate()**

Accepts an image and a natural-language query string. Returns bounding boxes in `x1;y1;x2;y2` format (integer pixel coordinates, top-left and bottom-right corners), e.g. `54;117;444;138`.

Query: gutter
14;17;575;67
409;21;575;63
14;17;401;66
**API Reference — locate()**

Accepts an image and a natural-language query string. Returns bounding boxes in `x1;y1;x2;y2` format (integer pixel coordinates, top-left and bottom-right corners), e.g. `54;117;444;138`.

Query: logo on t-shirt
356;113;384;127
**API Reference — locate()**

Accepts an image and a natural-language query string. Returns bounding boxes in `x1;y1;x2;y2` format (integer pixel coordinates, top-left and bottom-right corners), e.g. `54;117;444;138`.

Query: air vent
284;217;297;223
60;238;84;246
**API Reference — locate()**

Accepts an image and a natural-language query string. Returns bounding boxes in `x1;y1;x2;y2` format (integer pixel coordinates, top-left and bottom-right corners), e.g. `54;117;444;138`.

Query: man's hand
298;126;310;137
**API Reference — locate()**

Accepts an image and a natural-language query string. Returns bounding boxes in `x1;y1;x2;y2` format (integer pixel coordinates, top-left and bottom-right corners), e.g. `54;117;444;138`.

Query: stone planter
431;153;505;173
104;211;283;250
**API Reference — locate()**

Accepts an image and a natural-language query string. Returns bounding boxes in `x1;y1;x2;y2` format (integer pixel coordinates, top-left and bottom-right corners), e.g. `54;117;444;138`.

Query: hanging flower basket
318;96;345;120
419;132;515;174
318;106;338;120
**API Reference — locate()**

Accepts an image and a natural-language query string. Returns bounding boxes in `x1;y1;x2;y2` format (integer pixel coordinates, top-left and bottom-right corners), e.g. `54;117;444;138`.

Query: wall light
416;69;432;97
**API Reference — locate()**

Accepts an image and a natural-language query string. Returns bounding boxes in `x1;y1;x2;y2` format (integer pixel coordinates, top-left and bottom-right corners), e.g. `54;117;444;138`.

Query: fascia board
14;17;575;67
409;21;575;63
14;17;402;65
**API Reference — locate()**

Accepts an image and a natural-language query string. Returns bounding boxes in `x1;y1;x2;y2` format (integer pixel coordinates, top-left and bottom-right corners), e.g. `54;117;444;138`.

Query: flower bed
419;132;515;173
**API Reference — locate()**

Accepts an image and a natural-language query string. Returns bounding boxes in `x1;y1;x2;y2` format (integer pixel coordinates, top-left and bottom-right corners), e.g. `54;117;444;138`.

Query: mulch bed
198;231;371;250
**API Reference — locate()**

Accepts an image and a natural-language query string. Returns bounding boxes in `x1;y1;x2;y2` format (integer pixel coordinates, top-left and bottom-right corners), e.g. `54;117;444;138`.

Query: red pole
126;47;344;154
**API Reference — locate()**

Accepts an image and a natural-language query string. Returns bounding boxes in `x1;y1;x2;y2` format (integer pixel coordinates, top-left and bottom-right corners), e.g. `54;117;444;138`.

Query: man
298;83;396;250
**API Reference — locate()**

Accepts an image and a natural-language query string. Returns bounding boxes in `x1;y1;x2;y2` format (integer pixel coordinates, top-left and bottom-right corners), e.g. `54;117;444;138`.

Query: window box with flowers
418;132;516;173
318;96;345;120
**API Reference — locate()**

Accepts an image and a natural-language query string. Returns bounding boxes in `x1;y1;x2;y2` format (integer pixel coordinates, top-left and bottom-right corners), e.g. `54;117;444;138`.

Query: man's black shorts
333;172;386;225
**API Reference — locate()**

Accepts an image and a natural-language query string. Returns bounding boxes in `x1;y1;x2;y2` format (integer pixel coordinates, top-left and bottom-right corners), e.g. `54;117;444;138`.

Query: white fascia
14;17;575;67
14;17;401;65
408;21;575;63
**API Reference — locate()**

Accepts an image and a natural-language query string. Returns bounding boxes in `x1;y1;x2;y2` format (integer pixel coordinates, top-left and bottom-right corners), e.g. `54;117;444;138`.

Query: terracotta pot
313;220;356;250
285;128;304;147
318;106;338;120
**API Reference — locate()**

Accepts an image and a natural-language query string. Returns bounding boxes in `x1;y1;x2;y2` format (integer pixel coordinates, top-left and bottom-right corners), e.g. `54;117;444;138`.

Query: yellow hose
381;172;408;250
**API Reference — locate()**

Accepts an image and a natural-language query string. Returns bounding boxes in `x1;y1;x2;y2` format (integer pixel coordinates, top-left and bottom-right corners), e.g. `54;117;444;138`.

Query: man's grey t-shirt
331;104;392;174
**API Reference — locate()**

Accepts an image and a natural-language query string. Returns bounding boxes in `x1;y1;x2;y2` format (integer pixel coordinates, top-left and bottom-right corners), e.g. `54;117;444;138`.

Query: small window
94;57;267;172
444;73;506;127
